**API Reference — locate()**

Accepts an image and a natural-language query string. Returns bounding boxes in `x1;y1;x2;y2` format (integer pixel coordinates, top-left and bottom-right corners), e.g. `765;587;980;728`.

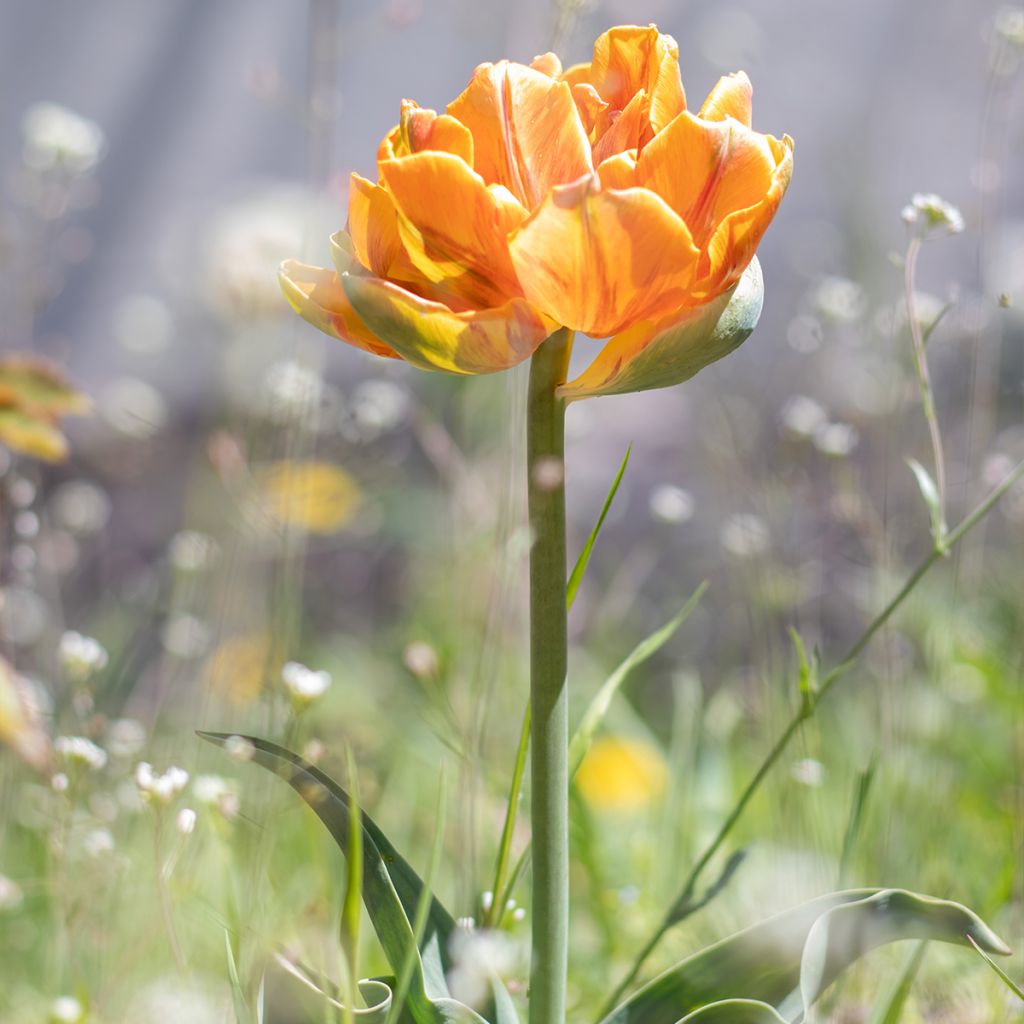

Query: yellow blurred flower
575;735;668;813
254;459;361;535
0;654;51;772
203;633;283;706
0;355;90;462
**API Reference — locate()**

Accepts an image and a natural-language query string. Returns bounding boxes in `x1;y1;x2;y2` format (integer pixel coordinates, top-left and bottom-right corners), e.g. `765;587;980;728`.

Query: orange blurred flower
281;25;792;397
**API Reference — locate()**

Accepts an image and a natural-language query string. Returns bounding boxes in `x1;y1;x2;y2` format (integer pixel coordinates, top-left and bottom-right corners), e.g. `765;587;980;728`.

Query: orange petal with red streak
636;111;778;244
589;25;686;133
446;61;593;207
508;174;701;337
699;71;754;127
279;260;397;358
559;257;764;400
696;137;793;297
380;151;527;308
342;274;553;375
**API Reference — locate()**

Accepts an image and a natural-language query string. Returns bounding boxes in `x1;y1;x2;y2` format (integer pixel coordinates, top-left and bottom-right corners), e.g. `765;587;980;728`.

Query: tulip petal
699;71;753;127
596;151;638;190
592;89;650;165
558;258;763;400
447;61;593;207
279;260;398;358
698;140;793;296
377;101;474;165
380;151;527;309
530;51;562;77
348;173;415;281
589;25;686;133
342;273;553;375
636;111;779;244
509;174;700;337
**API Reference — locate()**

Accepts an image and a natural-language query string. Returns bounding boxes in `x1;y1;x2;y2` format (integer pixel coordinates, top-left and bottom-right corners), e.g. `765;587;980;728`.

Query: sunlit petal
380;151;527;308
559;258;763;400
699;71;753;127
342;274;553;375
447;60;593;207
278;260;398;357
509;174;701;337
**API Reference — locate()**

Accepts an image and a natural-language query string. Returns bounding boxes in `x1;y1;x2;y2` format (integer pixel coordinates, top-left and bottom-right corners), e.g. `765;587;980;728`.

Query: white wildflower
49;995;86;1023
902;193;965;236
135;762;189;804
0;873;24;910
791;758;826;787
23;102;104;174
58;631;108;683
281;661;331;705
720;513;771;558
447;930;521;1010
649;484;695;525
176;808;197;835
55;735;107;771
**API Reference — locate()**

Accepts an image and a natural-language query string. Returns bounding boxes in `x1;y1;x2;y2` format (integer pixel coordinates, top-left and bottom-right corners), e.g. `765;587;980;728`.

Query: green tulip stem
526;328;574;1024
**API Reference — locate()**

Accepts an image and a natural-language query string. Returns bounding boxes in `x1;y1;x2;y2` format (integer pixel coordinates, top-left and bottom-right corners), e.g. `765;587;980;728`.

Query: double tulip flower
281;24;793;398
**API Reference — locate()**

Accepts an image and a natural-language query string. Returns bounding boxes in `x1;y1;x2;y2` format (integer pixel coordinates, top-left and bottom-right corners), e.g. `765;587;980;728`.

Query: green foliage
599;889;1009;1024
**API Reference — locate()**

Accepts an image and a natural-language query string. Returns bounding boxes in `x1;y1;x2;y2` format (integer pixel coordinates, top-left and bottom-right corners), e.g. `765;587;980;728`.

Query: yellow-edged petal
380;151;527;308
342;273;553;375
559;257;763;400
589;25;686;133
377;100;475;165
278;259;398;358
696;138;793;297
446;60;593;208
699;71;753;127
636;111;779;244
348;173;416;281
508;174;701;337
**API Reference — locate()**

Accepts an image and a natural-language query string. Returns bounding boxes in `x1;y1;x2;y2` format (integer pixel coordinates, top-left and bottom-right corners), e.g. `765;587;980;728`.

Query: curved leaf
678;1000;787;1023
198;733;485;1024
600;888;1010;1024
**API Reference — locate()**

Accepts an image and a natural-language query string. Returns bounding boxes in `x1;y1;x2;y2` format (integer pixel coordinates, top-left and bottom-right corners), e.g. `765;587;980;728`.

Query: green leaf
967;934;1024;1003
907;458;947;546
678;1000;787;1023
273;958;395;1023
837;758;876;888
225;931;254;1024
198;733;485;1024
558;258;763;400
567;445;631;610
569;583;707;777
866;940;927;1024
599;888;1010;1024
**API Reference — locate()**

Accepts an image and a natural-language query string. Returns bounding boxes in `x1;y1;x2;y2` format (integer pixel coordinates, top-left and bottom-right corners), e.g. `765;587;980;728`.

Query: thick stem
527;329;573;1024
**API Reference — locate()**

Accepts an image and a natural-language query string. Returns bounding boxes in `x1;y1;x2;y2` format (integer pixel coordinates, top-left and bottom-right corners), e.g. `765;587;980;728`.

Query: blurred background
1;1;1022;1021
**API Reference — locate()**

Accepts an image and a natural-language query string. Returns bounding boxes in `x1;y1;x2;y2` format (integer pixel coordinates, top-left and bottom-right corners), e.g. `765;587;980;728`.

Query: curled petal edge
279;259;398;358
558;257;763;401
341;274;555;376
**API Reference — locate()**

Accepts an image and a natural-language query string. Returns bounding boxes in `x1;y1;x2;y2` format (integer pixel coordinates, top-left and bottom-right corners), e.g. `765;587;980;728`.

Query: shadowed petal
592;89;650;164
447;60;593;207
696;139;793;297
279;260;397;358
699;72;754;126
347;173;420;282
380;151;528;308
342;274;553;374
596;151;638;190
636;111;779;243
509;174;701;337
559;258;763;400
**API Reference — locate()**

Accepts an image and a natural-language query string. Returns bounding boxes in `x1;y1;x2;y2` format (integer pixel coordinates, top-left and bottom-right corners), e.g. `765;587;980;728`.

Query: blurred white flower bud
281;661;331;706
58;631;108;684
55;735;107;771
135;762;189;804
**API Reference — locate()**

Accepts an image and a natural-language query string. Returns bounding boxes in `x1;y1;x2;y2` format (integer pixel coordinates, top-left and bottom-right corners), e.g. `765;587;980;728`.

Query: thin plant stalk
905;234;947;527
526;329;573;1024
154;810;187;974
601;455;1024;1015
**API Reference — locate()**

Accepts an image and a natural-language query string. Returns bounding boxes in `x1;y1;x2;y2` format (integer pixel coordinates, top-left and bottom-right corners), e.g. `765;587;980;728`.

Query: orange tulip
281;24;793;398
